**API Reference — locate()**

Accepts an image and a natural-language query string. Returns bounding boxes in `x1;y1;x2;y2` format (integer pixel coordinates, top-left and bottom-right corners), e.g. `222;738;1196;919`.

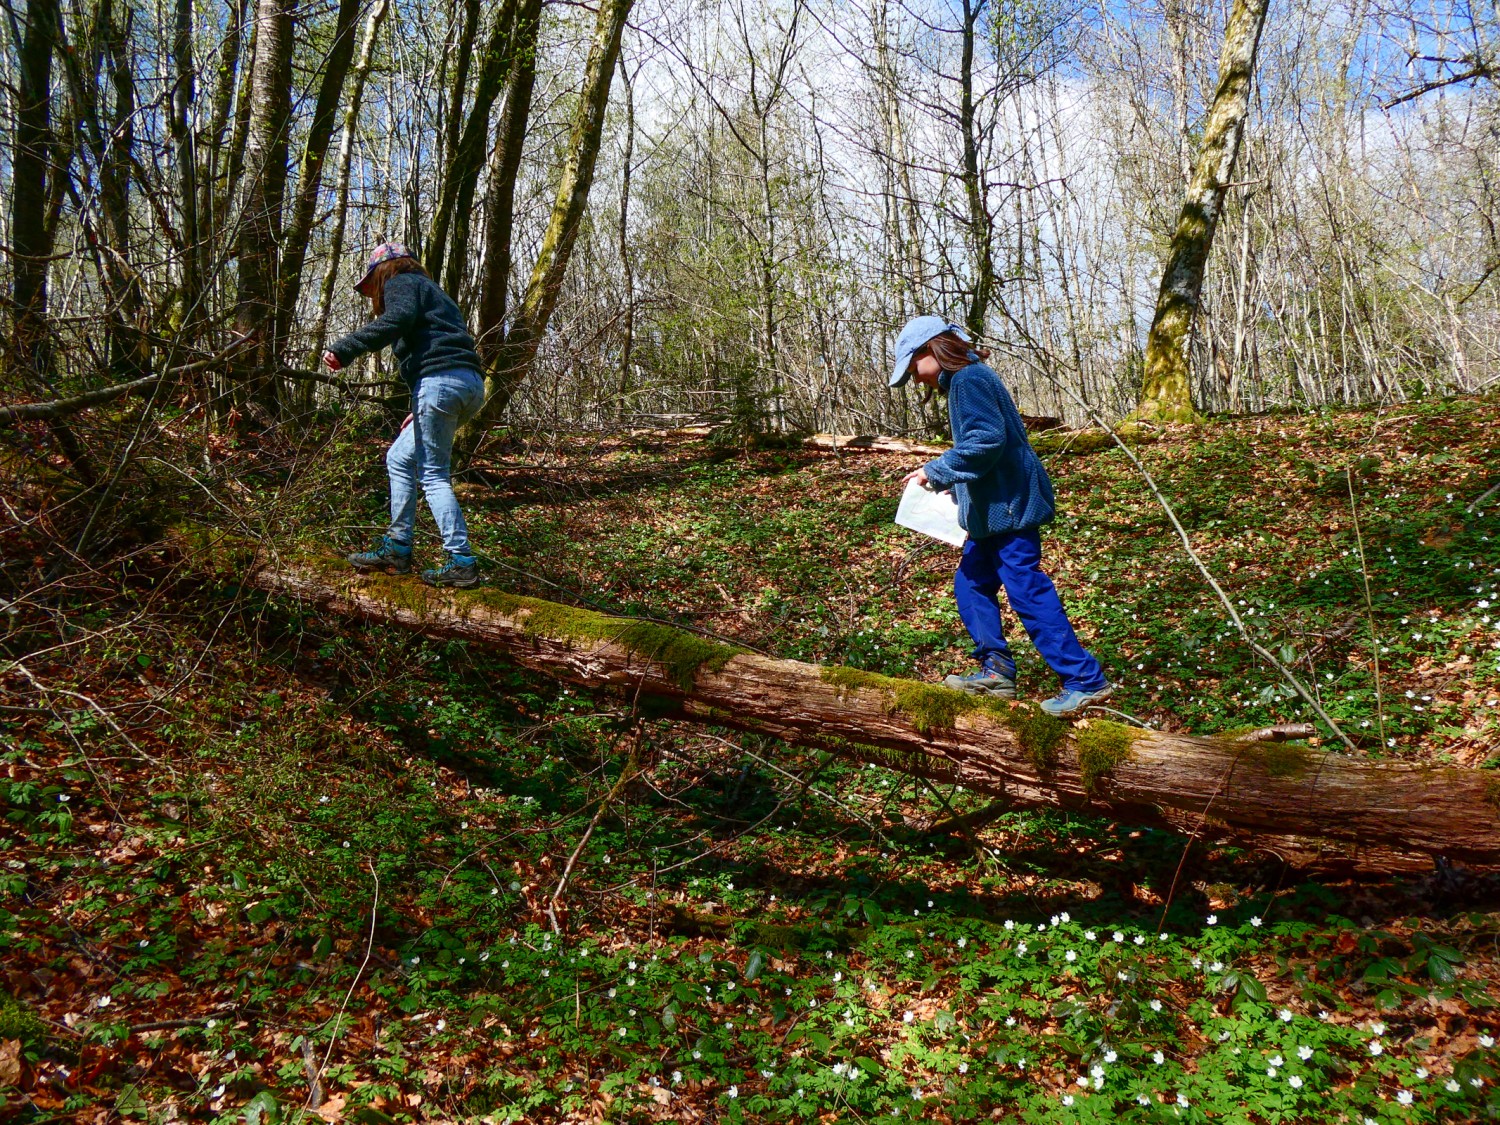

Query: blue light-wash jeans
386;367;485;557
954;529;1108;691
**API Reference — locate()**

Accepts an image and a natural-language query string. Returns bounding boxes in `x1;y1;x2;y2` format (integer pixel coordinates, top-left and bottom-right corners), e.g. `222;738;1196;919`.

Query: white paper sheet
894;478;966;547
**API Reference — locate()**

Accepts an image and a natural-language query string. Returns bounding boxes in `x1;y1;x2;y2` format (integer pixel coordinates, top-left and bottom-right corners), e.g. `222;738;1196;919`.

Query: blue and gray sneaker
347;536;412;574
422;554;479;588
1039;683;1114;717
943;665;1018;699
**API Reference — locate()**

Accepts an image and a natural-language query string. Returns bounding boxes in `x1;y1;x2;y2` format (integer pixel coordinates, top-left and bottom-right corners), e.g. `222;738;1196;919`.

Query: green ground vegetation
2;395;1498;1123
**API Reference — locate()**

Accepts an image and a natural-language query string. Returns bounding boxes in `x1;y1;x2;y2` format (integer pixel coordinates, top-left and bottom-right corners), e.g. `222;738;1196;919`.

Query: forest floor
3;394;1499;1123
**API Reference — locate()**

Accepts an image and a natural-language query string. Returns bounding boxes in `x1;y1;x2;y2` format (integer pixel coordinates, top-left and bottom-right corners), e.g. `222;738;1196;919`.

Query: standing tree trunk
195;0;249;320
220;6;260;265
313;0;391;359
205;0;250;227
616;57;637;400
275;0;363;389
170;0;201;332
427;0;523;295
423;0;484;282
100;0;147;381
1138;0;1269;423
10;0;60;386
464;0;632;439
9;0;96;483
959;0;997;340
233;0;296;414
474;0;544;364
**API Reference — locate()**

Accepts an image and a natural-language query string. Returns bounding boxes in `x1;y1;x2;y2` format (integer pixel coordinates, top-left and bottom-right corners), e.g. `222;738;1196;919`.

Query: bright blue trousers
954;530;1107;691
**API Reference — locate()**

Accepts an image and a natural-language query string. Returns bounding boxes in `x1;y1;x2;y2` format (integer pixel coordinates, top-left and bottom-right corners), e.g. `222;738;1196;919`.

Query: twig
8;661;170;774
126;1008;239;1034
1232;723;1317;743
310;860;379;1113
301;1035;324;1111
917;777;1002;867
1155;758;1238;934
0;341;250;426
0;373;160;425
1026;368;1358;752
696;732;886;839
1468;481;1500;515
1348;476;1386;750
548;739;643;933
1084;705;1153;727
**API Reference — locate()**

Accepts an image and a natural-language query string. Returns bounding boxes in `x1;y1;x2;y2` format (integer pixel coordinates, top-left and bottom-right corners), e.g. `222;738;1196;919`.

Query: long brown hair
924;331;990;372
367;256;430;316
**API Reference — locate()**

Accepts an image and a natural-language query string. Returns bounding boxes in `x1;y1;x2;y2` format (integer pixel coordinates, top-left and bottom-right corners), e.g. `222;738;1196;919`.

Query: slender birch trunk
959;0;996;339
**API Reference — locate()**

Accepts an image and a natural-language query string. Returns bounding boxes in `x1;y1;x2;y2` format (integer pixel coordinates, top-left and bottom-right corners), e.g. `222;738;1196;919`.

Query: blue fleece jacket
328;272;482;392
922;360;1055;539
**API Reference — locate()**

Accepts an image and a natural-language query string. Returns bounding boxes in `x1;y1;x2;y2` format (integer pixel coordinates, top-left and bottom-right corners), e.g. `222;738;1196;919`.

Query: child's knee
386;444;413;473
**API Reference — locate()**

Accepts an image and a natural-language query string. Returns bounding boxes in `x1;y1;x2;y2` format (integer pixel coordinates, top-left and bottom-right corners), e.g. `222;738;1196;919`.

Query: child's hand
323;351;342;372
400;413;414;433
903;466;929;489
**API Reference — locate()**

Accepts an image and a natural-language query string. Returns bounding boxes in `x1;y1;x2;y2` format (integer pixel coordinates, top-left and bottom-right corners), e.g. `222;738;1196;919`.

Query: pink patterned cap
354;242;418;293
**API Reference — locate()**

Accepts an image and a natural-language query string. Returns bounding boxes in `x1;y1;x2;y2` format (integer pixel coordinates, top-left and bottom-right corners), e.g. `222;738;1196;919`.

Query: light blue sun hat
889;316;970;388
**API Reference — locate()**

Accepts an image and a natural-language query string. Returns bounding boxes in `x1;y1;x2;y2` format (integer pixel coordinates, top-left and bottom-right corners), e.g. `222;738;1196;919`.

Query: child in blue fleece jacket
891;316;1111;717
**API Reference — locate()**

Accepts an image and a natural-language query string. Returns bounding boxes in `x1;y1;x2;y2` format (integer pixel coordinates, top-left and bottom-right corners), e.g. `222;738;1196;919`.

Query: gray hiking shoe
422;554;479;588
348;536;412;574
943;666;1018;699
1038;683;1114;717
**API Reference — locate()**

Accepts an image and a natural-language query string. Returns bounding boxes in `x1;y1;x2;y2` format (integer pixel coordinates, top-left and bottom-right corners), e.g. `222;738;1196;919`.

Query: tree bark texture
233;0;295;410
959;0;996;340
428;0;523;294
467;0;633;437
313;0;391;359
203;0;251;259
475;0;544;365
275;0;363;370
10;0;61;384
171;0;201;325
232;550;1500;872
1139;0;1269;423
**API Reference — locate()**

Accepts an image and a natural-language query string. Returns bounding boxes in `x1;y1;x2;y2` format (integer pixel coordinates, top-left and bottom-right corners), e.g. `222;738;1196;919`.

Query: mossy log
231;541;1500;872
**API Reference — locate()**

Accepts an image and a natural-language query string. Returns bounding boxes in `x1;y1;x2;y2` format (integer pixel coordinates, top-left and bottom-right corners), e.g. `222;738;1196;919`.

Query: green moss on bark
476;590;745;688
821;667;985;735
257;549;748;690
1013;708;1068;772
1075;720;1139;793
1238;740;1315;780
1030;424;1161;458
821;666;900;695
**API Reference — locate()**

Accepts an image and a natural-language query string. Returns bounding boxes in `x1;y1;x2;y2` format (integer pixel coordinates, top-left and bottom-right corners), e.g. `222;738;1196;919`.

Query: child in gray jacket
324;243;485;588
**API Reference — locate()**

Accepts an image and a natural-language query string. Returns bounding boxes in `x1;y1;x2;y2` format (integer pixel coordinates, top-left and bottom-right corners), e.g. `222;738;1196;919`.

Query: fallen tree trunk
802;434;951;456
228;542;1500;871
0;374;160;425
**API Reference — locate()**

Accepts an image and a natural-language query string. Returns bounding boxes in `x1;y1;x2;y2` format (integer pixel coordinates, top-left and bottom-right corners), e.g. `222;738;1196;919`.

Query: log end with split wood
200;533;1500;873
